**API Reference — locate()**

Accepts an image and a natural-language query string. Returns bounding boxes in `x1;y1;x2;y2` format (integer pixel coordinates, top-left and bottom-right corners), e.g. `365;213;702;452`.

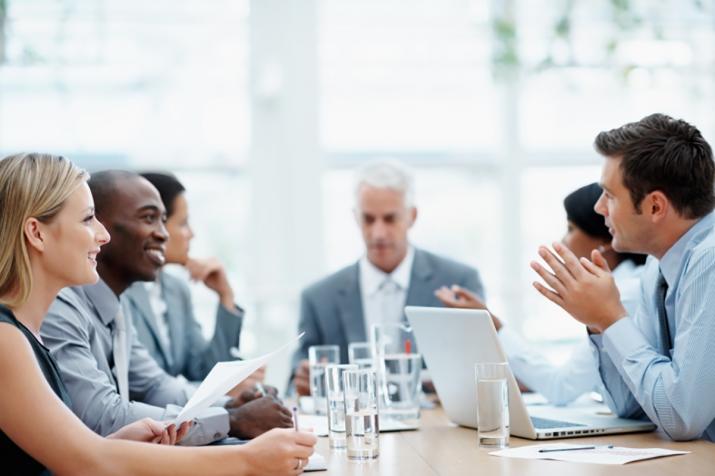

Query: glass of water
308;345;339;415
382;353;422;423
475;362;510;448
348;342;373;369
325;364;357;449
342;369;380;460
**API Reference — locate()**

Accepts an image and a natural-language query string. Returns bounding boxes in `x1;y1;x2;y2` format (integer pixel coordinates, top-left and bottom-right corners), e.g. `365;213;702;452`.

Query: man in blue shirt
531;113;715;441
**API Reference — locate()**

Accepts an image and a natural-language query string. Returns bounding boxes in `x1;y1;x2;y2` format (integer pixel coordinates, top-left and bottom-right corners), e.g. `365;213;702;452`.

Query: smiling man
290;160;485;395
41;171;293;446
531;113;715;441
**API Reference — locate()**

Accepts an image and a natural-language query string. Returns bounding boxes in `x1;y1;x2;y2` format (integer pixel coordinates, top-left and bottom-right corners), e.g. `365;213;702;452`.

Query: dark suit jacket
123;271;243;381
291;248;484;371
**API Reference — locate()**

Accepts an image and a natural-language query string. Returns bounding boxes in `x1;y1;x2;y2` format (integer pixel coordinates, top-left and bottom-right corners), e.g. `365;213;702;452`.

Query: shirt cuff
601;316;650;366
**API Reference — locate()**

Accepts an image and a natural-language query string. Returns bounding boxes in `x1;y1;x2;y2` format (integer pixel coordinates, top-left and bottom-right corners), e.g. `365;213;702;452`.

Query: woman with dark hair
436;182;647;405
122;172;265;390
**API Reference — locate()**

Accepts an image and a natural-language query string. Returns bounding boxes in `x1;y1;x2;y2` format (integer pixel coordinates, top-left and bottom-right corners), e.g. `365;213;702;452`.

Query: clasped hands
530;242;627;334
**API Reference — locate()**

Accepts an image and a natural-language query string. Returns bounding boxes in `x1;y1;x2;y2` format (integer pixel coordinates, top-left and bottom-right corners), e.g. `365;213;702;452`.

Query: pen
253;382;267;397
292;406;299;432
539;444;614;453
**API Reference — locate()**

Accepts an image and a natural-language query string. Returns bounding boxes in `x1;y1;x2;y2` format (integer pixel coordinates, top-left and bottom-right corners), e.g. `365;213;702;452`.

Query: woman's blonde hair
0;153;89;308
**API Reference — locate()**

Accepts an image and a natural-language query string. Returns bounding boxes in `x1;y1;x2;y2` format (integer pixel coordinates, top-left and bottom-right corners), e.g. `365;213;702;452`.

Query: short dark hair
139;172;185;217
594;113;715;219
88;170;139;219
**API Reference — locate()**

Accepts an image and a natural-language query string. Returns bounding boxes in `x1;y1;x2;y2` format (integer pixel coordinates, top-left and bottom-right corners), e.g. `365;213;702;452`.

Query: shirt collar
83;278;121;326
659;211;715;287
360;245;415;296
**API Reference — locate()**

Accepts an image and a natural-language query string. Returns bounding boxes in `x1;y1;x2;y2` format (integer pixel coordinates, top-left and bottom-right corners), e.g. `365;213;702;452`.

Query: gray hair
354;160;416;209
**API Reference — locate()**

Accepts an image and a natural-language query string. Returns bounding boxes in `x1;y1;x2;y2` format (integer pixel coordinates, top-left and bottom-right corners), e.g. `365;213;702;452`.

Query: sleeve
125;320;194;407
290;289;323;378
460;266;486;300
601;251;715;440
499;327;599;406
180;282;244;381
41;298;167;435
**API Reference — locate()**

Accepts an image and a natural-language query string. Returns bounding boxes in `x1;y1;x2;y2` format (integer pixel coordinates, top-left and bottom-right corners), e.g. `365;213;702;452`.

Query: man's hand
294;360;311;396
226;396;294;439
435;285;502;331
185;257;235;310
226;367;267;399
531;242;627;333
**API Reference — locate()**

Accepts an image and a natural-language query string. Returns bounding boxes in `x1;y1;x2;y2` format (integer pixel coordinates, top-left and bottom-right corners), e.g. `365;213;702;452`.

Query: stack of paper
490;444;689;465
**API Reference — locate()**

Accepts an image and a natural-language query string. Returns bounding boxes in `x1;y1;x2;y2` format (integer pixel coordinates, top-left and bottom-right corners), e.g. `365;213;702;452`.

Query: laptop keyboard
530;416;586;429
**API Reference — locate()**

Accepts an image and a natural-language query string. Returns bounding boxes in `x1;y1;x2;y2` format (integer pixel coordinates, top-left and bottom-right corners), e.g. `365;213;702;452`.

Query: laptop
405;306;656;439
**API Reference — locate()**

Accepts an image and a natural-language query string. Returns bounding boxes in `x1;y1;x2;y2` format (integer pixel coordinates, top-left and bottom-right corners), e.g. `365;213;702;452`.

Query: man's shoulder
43;286;94;335
417;248;478;277
302;262;358;299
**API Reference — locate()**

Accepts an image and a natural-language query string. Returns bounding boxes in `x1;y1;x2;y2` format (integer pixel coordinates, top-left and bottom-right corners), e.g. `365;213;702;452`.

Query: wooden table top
314;406;715;475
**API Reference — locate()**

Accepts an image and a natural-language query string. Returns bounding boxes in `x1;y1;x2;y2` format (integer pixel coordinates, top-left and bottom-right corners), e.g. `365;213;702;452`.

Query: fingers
590;249;611;272
532;281;565;308
538;245;575;287
175;421;192;443
552;242;587;279
166;424;178;445
530;260;567;296
145;418;165;438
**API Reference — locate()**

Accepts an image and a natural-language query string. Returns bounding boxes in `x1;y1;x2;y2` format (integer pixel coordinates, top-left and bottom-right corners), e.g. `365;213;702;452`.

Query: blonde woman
0;153;316;475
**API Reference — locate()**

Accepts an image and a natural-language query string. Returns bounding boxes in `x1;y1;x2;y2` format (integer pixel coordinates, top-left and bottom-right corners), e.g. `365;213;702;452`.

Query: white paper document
490;443;689;465
175;333;304;423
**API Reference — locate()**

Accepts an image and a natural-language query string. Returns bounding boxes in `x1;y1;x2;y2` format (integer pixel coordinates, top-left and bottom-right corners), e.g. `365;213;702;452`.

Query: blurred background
2;0;714;391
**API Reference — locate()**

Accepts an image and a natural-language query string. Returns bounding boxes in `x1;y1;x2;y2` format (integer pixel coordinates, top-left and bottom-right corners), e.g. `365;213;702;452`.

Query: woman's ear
23;217;46;253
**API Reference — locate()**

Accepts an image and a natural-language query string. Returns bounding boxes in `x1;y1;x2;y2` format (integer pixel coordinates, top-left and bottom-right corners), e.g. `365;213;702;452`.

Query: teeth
146;249;166;265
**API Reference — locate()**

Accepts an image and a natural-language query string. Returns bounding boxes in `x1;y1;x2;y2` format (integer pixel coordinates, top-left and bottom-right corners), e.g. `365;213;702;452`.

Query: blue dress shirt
590;211;715;441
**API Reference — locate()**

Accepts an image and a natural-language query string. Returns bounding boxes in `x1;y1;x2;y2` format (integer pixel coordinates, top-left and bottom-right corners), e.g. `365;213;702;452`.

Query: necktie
379;278;403;325
655;270;672;355
112;307;130;402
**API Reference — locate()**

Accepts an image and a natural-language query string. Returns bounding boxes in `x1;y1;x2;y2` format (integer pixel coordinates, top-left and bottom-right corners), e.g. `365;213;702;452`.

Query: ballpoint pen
292;406;299;432
539;444;614;453
253;382;267;397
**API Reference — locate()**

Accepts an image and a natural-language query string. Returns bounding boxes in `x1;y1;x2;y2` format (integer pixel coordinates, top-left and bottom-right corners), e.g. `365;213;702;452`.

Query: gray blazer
291;248;485;370
41;280;229;446
123;270;244;382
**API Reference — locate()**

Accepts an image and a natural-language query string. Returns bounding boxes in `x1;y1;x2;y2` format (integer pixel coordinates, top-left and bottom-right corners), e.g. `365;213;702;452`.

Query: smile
145;247;166;266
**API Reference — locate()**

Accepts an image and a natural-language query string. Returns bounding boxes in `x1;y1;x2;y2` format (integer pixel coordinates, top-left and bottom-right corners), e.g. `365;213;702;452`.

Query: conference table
313;407;714;475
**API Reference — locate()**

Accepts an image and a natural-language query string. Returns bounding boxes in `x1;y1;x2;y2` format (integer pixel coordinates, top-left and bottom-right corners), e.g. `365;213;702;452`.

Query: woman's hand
242;428;317;475
107;418;192;445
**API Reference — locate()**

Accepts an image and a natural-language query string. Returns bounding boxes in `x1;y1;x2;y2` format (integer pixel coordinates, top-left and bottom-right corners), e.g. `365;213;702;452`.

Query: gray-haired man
291;160;485;395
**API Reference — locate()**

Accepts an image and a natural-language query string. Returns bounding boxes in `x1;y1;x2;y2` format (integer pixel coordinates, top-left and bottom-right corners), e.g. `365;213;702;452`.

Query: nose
594;192;608;217
95;220;111;246
371;219;388;239
154;220;169;242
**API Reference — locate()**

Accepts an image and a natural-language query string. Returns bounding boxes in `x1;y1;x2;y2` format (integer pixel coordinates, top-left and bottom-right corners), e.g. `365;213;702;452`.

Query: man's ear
648;191;669;223
408;207;417;228
23;217;46;253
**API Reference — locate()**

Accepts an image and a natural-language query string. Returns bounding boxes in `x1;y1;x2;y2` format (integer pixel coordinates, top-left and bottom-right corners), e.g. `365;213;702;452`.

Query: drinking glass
348;342;373;369
308;345;339;415
325;364;357;449
382;353;422;423
475;362;510;448
342;369;380;460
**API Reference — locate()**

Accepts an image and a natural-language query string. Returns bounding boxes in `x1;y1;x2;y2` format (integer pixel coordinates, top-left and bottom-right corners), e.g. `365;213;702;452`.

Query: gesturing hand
530;242;627;333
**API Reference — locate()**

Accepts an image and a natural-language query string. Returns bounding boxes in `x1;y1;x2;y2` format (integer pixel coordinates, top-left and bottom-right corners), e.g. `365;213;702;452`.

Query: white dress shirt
360;246;415;338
